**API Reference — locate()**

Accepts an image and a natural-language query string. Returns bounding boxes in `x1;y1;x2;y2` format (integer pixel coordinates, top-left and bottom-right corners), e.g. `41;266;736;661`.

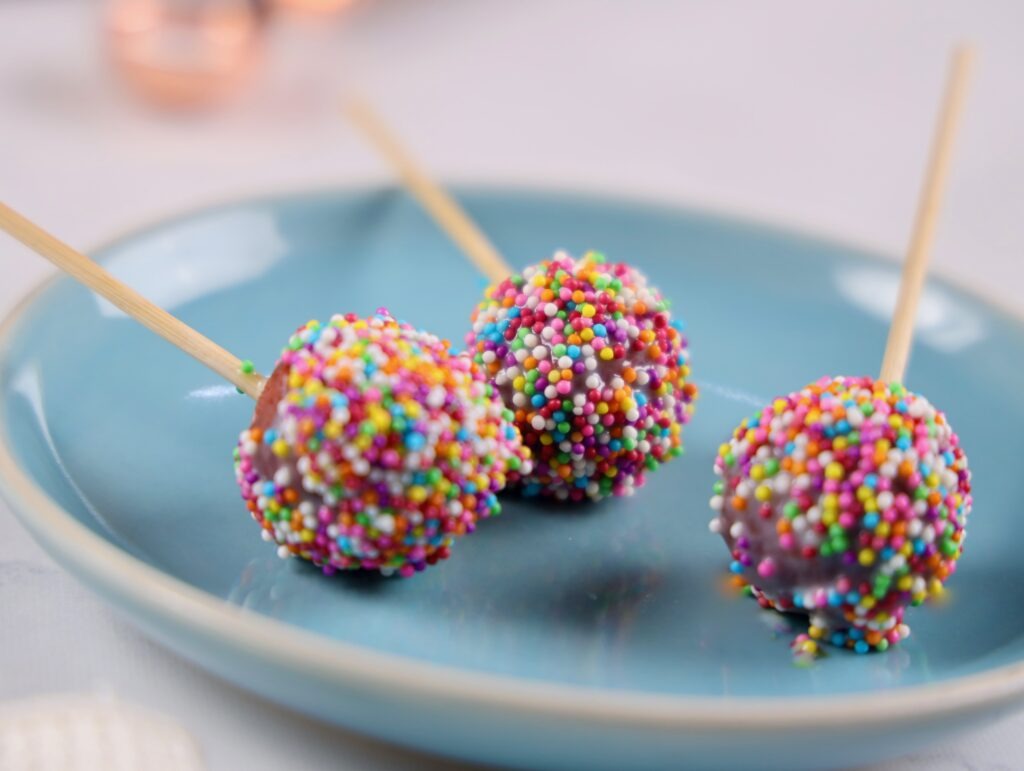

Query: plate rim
2;184;1023;732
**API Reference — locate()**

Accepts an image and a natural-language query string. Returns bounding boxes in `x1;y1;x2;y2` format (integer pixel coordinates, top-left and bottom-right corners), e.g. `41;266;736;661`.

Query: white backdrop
1;1;1022;768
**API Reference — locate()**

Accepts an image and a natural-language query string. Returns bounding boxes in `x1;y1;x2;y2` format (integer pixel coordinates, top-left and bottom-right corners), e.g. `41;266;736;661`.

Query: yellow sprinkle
272;439;290;458
599;347;614;361
581;304;596;318
755;484;772;502
858;549;875;566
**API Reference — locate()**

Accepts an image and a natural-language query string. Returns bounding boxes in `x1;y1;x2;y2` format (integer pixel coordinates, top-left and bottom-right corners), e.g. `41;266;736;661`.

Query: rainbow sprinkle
466;251;696;501
710;375;972;652
234;309;531;577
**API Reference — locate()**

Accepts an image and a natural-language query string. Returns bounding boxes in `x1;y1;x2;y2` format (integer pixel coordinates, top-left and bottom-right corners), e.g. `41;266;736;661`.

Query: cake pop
710;376;971;652
0;203;530;578
708;46;975;653
234;309;531;576
465;251;696;501
344;102;697;500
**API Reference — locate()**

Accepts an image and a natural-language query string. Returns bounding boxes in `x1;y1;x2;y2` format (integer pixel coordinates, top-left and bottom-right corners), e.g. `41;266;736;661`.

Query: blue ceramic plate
2;188;1023;770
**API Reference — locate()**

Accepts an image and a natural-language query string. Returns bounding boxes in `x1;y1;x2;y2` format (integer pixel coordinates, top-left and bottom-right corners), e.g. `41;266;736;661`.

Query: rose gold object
273;0;353;14
106;0;268;110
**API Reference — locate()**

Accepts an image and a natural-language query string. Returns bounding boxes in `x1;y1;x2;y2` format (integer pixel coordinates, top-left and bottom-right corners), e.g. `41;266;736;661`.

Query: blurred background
1;1;1023;769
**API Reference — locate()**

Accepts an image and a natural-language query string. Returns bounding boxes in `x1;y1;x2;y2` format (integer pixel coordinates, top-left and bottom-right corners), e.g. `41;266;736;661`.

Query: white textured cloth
1;1;1023;769
0;695;204;771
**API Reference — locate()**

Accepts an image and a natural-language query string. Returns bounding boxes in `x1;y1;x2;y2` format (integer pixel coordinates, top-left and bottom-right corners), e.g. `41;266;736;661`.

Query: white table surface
1;1;1022;768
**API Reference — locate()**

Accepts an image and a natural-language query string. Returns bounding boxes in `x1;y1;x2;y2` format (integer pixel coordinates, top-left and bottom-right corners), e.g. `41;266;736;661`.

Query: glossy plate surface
2;188;1023;770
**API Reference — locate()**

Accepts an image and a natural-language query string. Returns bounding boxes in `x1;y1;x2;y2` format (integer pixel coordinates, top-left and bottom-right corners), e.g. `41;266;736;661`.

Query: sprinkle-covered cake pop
466;251;697;501
710;375;971;652
234;309;531;577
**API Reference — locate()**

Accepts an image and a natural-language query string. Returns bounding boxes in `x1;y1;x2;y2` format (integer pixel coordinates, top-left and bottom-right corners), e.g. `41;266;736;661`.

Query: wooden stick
343;97;512;284
879;45;975;383
0;203;266;400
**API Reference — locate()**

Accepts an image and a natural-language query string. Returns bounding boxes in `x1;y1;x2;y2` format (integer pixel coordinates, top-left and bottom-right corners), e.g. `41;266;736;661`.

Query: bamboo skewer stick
879;45;975;384
0;203;266;400
343;97;512;284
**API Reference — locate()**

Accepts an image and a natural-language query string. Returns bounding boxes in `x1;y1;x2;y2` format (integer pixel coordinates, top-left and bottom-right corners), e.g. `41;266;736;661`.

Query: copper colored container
106;0;268;110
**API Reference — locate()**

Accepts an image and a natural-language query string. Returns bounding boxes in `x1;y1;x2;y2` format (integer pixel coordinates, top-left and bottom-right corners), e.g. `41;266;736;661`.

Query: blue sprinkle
593;324;608;337
531;394;546;408
405;432;426;451
567;345;581;359
729;560;744;574
854;640;870;654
